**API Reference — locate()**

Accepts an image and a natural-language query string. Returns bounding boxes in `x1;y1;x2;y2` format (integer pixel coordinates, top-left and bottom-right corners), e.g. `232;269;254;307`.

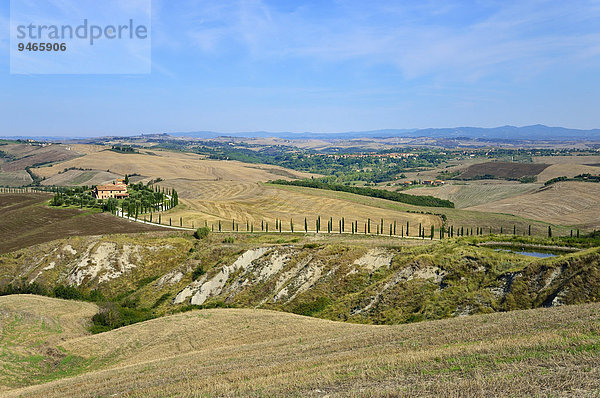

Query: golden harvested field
3;295;600;397
0;170;33;186
533;155;600;164
537;163;600;182
164;182;440;230
40;169;121;186
33;146;314;183
0;144;81;172
466;181;600;229
404;181;541;208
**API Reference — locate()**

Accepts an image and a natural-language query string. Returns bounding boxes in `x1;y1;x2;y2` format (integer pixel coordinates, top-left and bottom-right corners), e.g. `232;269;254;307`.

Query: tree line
270;179;455;208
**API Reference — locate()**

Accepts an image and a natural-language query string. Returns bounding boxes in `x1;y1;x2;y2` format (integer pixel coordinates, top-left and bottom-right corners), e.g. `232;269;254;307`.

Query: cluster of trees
48;181;180;218
271;179;455;208
110;145;137;153
545;174;600;186
50;186;99;208
121;183;177;218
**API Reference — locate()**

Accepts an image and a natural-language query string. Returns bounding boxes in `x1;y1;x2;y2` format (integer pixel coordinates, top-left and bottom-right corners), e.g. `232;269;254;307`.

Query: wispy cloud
165;0;600;82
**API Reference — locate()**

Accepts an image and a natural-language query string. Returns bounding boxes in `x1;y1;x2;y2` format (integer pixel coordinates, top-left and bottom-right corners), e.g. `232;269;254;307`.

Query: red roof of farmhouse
96;184;127;191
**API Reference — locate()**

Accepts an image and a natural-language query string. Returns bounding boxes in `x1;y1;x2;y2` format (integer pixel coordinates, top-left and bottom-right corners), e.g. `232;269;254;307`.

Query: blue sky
1;0;599;137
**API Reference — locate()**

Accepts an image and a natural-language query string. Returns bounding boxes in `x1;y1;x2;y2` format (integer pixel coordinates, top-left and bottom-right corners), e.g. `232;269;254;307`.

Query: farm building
94;184;129;199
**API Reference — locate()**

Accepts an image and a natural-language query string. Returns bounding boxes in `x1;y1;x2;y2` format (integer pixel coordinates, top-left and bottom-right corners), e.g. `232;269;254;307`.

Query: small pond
495;248;557;258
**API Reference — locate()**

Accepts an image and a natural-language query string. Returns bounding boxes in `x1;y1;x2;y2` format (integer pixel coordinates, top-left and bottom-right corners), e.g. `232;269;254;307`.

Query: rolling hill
2;295;600;397
466;181;600;229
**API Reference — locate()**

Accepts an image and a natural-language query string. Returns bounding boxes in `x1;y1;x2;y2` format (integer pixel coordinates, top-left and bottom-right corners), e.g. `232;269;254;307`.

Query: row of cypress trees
138;214;561;240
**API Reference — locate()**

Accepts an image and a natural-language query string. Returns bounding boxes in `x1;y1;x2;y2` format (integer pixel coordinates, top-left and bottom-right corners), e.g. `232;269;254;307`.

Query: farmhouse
94;184;129;199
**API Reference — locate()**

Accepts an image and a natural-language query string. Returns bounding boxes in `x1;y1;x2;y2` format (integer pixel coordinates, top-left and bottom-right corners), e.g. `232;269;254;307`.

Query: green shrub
194;226;210;239
152;293;171;308
53;285;84;300
192;266;206;280
291;296;332;316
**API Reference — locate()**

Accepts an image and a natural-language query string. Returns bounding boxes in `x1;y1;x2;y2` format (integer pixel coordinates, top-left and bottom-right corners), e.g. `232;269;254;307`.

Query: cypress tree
529;225;531;236
219;220;221;232
389;224;392;236
394;221;397;235
342;217;345;232
577;229;580;238
291;219;294;233
513;225;516;235
304;217;308;233
368;219;371;234
169;217;171;226
406;221;410;236
548;225;552;237
430;225;434;240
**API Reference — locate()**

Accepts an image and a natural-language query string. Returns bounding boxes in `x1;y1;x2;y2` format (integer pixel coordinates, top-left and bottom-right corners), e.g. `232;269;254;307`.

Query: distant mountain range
2;125;600;141
173;125;600;141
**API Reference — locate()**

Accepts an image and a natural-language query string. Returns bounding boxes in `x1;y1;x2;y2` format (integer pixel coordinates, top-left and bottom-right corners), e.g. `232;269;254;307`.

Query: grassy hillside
2;295;600;397
2;230;599;327
0;295;98;391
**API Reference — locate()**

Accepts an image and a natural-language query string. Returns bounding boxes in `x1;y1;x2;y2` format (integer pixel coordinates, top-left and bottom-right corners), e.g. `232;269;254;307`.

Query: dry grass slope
0;144;80;172
537;163;600;182
2;295;600;397
33;146;314;183
406;182;541;208
0;295;97;391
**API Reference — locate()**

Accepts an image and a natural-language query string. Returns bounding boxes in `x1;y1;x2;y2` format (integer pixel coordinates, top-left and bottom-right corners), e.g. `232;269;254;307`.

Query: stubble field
2;295;600;397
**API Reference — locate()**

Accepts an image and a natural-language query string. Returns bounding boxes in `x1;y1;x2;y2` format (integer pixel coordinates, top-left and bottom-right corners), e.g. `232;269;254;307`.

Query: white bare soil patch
181;247;271;305
66;242;142;285
353;263;446;315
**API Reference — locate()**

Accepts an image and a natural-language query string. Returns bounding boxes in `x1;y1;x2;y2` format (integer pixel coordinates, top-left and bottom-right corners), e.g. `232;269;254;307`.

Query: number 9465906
18;43;66;52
